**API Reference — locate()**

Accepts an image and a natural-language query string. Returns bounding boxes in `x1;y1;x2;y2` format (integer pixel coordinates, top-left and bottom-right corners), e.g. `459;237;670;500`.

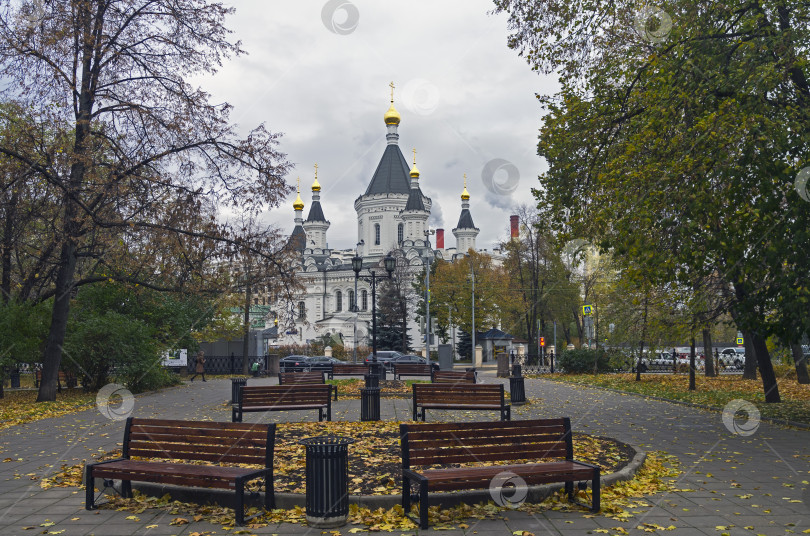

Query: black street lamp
352;254;396;369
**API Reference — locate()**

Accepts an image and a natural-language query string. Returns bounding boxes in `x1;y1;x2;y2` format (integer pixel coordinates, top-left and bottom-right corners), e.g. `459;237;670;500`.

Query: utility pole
423;229;435;366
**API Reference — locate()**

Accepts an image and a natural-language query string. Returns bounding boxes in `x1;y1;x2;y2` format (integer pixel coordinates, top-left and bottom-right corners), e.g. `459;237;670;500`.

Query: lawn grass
546;372;810;425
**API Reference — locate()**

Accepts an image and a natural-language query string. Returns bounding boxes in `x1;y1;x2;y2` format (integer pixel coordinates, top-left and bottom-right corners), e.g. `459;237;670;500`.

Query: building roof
364;145;412;195
404;188;426;212
456;208;476;229
478;328;514;340
306;200;327;222
290;224;306;252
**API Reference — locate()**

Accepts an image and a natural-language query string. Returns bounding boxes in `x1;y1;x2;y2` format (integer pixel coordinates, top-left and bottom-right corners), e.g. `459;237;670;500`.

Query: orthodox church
270;86;482;352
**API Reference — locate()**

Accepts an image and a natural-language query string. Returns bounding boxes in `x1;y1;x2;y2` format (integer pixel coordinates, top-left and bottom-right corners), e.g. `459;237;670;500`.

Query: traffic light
540;337;545;347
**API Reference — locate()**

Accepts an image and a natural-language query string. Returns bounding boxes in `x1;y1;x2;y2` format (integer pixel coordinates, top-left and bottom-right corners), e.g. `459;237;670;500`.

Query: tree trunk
636;298;648;382
703;328;716;377
36;241;78;402
242;283;252;375
1;189;17;303
742;330;757;379
790;343;810;384
751;331;780;403
689;336;696;391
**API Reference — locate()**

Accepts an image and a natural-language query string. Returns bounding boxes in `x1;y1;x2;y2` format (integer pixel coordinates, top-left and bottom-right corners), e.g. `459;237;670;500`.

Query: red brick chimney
436;228;444;249
510;215;519;239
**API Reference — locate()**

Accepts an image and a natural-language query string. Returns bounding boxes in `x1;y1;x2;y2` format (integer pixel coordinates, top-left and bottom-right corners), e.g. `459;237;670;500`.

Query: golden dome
461;174;470;200
293;192;304;211
384;102;401;125
410;164;420;178
312;177;321;192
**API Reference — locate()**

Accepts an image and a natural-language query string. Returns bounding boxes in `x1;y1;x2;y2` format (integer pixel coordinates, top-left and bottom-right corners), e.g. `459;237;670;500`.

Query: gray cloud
203;0;556;249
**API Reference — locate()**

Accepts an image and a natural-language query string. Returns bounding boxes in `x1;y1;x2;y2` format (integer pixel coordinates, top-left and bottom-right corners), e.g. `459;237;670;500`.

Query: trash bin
231;377;247;404
9;370;20;389
299;436;355;528
509;375;526;405
364;373;379;389
512;364;522;378
360;387;380;421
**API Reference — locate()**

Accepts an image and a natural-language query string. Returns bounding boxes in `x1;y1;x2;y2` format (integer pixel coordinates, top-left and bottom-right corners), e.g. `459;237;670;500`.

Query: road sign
736;337;744;345
540;337;545;347
582;305;593;316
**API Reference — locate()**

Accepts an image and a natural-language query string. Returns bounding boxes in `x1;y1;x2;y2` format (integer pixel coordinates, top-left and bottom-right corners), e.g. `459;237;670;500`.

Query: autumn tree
0;1;292;401
494;0;810;402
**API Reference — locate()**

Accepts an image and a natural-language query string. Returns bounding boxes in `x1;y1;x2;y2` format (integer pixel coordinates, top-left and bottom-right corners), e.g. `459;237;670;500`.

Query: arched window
298;301;306;319
398;223;404;243
348;290;355;311
336;290;342;312
361;290;368;311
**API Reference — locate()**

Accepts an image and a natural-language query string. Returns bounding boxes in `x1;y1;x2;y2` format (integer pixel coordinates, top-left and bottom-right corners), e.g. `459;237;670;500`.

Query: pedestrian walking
190;350;206;382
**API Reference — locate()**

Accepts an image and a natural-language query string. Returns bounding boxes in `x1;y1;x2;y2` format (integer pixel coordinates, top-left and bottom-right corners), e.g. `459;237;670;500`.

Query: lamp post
470;264;476;365
423;229;435;366
352;241;363;363
352;254;396;372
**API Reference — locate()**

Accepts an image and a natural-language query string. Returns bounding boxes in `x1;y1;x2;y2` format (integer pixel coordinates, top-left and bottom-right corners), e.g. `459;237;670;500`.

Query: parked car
364;351;404;369
279;355;311;372
305;356;345;372
389;354;440;371
718;347;745;367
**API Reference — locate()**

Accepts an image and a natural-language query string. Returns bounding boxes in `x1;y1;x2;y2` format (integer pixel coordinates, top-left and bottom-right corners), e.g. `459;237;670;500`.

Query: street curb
118;443;647;511
541;378;810;430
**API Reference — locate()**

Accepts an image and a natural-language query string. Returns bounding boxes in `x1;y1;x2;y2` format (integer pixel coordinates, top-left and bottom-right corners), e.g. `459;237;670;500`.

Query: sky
200;0;559;251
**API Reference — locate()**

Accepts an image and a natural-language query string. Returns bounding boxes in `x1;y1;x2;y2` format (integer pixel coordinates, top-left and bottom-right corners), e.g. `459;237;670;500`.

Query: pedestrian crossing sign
736;337;744;345
582;305;593;316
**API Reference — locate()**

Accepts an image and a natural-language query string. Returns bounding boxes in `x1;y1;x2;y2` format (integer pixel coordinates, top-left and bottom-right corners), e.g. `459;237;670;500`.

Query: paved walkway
0;370;807;535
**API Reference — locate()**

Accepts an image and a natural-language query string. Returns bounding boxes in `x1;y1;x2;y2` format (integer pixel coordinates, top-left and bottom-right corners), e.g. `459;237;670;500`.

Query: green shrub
558;348;612;373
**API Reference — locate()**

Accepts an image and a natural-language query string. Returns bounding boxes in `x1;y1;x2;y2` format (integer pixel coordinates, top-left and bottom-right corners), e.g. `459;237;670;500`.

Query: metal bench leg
265;472;275;510
85;466;95;510
122;479;132;498
565;480;574;501
421;408;426;422
592;470;601;512
419;480;429;529
235;478;245;526
327;404;331;421
412;404;417;421
402;475;410;510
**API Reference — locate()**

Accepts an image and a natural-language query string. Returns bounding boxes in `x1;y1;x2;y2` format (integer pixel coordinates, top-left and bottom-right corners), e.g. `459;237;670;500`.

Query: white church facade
269;88;488;353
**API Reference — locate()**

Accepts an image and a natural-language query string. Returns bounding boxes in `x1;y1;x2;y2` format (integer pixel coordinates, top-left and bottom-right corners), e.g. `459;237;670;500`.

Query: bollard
360;387;380;421
299;436;355;528
509;375;526;405
231;377;247;404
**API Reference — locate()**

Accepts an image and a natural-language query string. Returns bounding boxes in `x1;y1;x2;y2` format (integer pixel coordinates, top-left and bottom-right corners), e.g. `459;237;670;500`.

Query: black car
279;355;311;372
305;356;345;372
364;351;404;369
389;354;440;371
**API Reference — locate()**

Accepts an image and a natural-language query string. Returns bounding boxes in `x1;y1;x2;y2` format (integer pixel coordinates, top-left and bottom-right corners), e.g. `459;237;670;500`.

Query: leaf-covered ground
91;451;679;533
545;373;810;425
43;420;634;495
0;389;95;431
326;379;427;398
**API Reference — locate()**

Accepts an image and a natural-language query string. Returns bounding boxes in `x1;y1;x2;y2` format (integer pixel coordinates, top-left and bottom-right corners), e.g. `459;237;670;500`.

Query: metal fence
183;355;277;375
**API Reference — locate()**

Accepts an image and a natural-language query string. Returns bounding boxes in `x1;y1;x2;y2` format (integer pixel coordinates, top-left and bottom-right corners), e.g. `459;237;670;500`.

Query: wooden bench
412;383;510;421
85;418;275;525
392;363;432;380
328;363;370;380
35;369;77;391
431;370;476;384
400;418;600;529
277;371;338;400
233;385;331;422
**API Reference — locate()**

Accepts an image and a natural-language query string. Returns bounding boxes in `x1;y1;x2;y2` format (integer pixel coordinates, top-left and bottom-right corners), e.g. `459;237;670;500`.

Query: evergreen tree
374;278;411;352
457;330;472;360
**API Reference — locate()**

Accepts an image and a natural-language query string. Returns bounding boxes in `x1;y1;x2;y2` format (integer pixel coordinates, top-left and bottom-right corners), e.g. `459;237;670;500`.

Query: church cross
389;81;395;102
412;148;417;165
314;163;318;178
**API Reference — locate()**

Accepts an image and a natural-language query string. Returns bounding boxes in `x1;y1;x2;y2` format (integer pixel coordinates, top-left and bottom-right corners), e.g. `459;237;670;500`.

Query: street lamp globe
384;254;396;275
351;255;363;275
